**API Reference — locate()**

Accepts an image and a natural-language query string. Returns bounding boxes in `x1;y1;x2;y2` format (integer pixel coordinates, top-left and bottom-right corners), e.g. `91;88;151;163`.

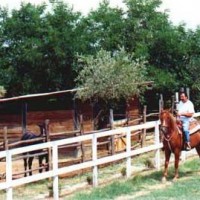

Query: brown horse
160;110;200;182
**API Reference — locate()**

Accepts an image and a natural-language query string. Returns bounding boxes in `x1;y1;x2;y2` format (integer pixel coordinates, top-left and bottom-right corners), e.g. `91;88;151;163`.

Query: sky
0;0;200;29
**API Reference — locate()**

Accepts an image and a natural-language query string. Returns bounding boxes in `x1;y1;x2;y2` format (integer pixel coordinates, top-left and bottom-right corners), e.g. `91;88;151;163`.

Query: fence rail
1;112;200;200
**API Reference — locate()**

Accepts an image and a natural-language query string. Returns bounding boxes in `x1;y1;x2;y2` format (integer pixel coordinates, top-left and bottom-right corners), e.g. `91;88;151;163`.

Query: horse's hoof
172;177;178;182
161;177;167;183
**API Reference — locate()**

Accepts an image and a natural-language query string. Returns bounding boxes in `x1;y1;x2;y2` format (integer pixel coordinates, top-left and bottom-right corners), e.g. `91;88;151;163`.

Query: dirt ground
0;157;39;180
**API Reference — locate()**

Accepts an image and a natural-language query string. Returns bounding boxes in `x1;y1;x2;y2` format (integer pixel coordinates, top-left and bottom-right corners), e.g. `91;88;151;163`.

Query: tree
0;3;48;96
0;1;82;96
77;0;125;54
0;86;6;98
1;0;200;110
75;48;148;103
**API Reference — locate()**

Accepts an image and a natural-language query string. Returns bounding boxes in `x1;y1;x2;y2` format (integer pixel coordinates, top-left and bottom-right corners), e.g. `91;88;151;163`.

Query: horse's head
160;109;176;136
37;122;46;136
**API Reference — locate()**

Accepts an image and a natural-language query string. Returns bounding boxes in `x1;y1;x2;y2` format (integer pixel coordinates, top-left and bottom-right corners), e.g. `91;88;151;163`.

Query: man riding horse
177;91;195;151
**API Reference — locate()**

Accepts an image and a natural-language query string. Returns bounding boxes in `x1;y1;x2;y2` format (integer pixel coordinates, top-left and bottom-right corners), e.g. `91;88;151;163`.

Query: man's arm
177;112;194;117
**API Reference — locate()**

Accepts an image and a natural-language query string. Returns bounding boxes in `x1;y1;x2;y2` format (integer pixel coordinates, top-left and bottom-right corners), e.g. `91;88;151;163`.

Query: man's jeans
181;118;190;142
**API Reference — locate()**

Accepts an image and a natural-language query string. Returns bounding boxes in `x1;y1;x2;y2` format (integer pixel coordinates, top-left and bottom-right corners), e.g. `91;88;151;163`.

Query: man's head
180;92;188;103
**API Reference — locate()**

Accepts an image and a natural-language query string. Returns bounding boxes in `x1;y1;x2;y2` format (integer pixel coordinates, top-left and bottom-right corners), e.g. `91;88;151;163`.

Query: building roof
0;88;84;103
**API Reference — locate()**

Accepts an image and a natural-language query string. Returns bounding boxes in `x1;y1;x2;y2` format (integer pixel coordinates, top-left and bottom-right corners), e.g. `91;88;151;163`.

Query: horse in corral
159;109;200;182
21;123;49;177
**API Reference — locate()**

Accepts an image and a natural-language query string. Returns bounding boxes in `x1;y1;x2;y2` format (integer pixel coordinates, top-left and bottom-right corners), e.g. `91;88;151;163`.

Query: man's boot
185;142;191;151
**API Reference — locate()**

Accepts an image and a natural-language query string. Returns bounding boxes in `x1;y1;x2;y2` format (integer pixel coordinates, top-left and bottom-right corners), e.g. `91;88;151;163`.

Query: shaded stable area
0;89;161;179
0;89;141;135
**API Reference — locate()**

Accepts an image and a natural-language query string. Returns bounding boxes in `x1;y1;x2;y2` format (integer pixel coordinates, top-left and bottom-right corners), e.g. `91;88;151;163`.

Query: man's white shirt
177;100;195;121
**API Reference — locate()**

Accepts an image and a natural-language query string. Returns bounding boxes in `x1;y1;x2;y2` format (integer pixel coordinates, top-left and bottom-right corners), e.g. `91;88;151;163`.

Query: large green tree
0;1;82;96
76;0;125;55
75;48;148;102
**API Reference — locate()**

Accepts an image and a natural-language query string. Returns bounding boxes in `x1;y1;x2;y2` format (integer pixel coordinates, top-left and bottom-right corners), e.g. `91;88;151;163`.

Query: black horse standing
21;123;49;177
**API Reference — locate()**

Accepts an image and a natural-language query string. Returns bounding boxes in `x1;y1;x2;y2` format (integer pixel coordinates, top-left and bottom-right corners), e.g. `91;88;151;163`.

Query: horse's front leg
28;157;34;176
173;150;181;181
38;155;43;173
23;157;27;177
162;150;171;182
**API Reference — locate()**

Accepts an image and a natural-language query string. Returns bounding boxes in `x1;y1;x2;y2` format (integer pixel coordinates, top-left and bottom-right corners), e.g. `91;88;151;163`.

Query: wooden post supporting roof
22;102;27;134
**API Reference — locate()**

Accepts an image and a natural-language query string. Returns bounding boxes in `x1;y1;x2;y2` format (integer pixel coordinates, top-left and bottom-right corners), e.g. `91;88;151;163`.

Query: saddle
176;119;200;135
176;119;200;151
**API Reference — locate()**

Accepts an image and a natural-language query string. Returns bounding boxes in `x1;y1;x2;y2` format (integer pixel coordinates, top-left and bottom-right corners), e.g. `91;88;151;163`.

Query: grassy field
0;153;199;200
0;151;155;199
69;157;200;200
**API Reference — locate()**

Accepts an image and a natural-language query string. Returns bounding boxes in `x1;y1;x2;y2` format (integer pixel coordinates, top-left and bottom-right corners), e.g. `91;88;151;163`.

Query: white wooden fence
1;113;200;200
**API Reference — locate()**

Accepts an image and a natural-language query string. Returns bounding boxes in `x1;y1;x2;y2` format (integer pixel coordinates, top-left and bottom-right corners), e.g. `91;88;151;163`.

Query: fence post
141;105;147;147
52;143;59;200
155;121;161;170
45;120;52;179
126;128;131;178
21;102;27;134
186;88;190;100
4;126;13;200
171;95;175;113
159;94;164;113
6;149;13;200
92;133;98;187
109;109;115;155
3;126;8;151
175;92;179;110
80;115;85;162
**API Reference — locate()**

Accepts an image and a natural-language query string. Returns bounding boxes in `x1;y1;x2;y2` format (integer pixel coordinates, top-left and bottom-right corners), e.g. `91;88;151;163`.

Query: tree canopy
0;0;200;107
75;48;147;102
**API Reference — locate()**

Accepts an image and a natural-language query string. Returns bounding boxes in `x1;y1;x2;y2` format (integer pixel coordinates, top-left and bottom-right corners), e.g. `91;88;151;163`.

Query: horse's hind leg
45;153;49;171
38;156;43;173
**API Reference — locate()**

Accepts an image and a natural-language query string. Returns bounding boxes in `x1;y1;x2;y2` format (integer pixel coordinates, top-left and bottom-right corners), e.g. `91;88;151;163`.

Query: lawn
0;153;199;200
69;157;200;200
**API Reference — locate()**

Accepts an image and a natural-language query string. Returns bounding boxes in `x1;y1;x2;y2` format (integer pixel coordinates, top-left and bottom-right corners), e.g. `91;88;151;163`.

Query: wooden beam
0;88;85;103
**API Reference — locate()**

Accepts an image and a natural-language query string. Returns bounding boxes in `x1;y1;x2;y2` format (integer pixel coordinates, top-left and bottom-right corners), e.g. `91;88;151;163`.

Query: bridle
160;125;174;141
160;117;175;152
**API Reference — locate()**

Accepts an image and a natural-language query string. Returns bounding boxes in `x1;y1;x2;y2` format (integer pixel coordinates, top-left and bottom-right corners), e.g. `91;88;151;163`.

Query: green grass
1;153;198;200
69;158;200;200
135;178;200;200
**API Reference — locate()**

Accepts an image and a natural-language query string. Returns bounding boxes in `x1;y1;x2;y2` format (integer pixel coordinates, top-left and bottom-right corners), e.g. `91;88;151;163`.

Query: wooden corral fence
1;112;200;200
111;106;160;151
0;106;159;164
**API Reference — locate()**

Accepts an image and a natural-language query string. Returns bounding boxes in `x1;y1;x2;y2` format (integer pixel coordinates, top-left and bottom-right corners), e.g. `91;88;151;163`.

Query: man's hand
173;110;178;116
177;112;193;117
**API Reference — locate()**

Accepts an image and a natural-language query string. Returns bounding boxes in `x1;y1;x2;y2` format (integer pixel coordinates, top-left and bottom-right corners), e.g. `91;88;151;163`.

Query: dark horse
160;110;200;182
21;123;49;177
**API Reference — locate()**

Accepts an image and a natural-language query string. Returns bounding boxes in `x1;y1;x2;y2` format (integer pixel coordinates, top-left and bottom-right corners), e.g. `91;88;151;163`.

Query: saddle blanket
190;124;200;135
